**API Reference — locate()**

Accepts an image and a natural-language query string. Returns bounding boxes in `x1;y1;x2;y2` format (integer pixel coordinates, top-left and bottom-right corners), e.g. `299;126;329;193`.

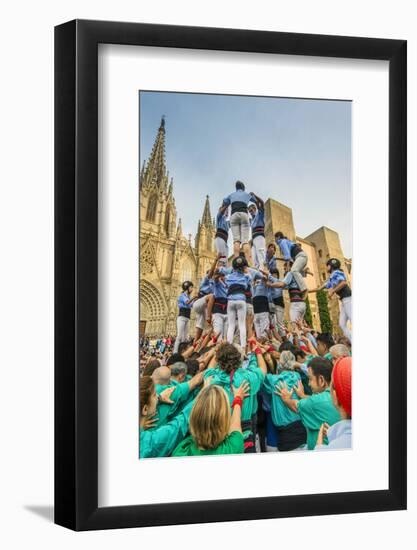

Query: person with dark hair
266;270;306;328
203;340;267;452
185;359;200;378
222;180;253;263
174;281;196;353
250;268;272;340
309;258;352;341
224;255;251;349
206;256;229;342
248;192;266;269
214;205;230;266
192;271;214;344
276;356;341;449
316;332;335;358
151;366;204;428
266;243;278;272
267;266;285;337
177;342;190;356
166;352;185;366
316;356;352;450
139;376;192;458
143;358;161;377
274;231;308;293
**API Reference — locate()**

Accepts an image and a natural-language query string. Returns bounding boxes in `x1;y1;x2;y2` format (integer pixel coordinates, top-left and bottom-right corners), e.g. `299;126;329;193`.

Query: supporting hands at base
316;422;330;446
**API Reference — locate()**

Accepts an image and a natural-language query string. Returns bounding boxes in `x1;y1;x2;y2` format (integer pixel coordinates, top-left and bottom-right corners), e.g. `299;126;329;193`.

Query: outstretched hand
233;381;250;400
293;379;306;399
159;386;176;404
142;412;159;430
275;381;292;401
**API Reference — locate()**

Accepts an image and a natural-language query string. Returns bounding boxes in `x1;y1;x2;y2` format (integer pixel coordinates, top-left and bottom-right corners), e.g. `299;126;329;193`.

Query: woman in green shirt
172;381;249;456
139;376;194;458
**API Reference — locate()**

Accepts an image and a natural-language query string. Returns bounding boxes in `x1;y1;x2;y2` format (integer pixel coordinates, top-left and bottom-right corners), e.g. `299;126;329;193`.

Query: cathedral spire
142;116;167;188
201;195;213;227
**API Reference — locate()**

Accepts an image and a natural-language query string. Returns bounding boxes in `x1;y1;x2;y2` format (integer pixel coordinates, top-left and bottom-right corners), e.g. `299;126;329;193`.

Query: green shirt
154;380;190;427
139;402;193;458
262;370;302;427
203;354;265;421
172;431;244;456
297;388;341;449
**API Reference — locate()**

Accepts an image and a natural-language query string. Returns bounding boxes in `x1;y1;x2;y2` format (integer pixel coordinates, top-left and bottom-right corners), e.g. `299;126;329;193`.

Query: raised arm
229;381;250;434
250;192;264;210
248;338;268;376
208;254;221;279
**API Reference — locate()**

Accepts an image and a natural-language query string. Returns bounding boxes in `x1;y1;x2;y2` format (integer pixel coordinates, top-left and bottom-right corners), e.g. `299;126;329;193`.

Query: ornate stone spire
141;116;167;188
201;195;213;228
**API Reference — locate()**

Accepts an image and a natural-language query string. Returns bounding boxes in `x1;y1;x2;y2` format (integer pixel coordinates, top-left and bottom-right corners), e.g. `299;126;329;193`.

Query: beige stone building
140;118;351;337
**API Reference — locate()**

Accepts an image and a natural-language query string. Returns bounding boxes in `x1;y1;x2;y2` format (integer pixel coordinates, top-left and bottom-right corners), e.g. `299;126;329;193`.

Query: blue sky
140;91;352;257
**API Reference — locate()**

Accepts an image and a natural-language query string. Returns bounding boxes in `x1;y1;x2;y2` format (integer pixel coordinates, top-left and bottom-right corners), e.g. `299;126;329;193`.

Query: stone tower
305;226;351;334
264;198;297;245
195;195;217;283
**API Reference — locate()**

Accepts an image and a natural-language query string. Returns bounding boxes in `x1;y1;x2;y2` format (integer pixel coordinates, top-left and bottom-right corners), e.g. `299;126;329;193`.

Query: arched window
164;205;171;236
146;193;158;222
181;259;193;283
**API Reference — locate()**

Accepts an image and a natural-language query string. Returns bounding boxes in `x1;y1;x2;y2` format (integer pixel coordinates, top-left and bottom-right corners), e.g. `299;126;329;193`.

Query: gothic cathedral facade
140;117;217;336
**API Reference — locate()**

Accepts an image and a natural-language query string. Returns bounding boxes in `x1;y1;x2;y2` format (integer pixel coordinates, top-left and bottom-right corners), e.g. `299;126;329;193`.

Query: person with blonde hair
203;339;267;452
172;381;249;456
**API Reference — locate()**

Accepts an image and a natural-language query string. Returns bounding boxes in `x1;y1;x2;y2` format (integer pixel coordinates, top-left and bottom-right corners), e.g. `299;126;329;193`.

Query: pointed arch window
146;193;158;222
164;205;171;236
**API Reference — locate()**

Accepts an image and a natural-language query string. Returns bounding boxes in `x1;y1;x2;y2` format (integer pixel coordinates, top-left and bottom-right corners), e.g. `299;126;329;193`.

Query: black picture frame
55;19;407;531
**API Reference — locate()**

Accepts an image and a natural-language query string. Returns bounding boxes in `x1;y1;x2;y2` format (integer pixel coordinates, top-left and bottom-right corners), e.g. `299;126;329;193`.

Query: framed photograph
55;20;407;531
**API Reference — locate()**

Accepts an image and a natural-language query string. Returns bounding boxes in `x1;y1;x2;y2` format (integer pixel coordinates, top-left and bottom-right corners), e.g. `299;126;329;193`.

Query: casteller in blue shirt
222;181;252;214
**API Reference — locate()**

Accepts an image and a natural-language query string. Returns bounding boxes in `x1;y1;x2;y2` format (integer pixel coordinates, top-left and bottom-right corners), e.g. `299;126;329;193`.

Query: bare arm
302;335;318;356
194;329;213;353
308;282;328;293
266;280;285;288
182;343;196;359
229;381;250;434
187;371;205;391
198;347;217;370
229;402;243;434
208;254;221;279
329;280;347;296
251;192;265;210
249;339;268;375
